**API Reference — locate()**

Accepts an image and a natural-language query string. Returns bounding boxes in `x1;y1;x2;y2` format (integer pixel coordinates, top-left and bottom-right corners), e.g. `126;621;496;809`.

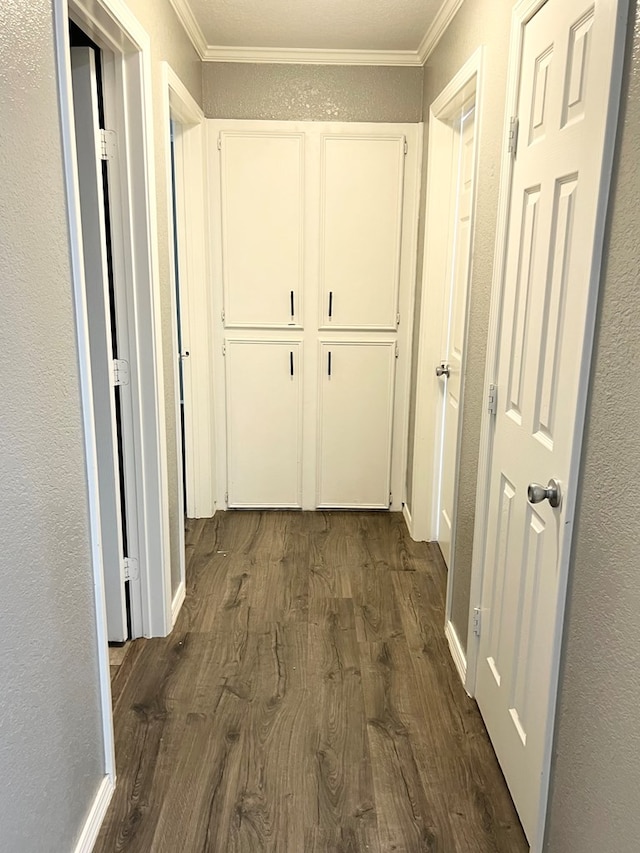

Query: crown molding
167;0;207;58
418;0;465;64
169;0;465;67
201;45;423;66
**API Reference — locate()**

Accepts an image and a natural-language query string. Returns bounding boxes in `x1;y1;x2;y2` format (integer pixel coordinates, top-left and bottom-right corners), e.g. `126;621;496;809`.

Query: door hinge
112;359;130;386
222;343;226;356
396;312;400;326
395;342;399;359
221;308;225;323
225;491;229;505
507;116;519;156
217;134;222;151
403;138;408;155
473;606;482;637
100;129;117;161
487;383;498;416
123;556;139;582
389;492;393;506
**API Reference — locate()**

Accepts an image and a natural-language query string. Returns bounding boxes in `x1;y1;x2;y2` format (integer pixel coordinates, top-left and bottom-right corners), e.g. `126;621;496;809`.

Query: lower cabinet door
317;341;396;508
225;340;302;507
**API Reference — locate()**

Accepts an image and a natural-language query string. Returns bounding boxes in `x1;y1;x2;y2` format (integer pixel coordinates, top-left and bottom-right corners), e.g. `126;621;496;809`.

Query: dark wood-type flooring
97;511;527;852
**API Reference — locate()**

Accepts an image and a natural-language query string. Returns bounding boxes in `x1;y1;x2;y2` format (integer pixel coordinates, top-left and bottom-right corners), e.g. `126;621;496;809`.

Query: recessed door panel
317;342;396;508
221;132;304;328
226;340;302;507
319;136;405;330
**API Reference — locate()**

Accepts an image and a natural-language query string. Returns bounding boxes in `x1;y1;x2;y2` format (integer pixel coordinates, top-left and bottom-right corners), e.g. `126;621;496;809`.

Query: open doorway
409;49;483;680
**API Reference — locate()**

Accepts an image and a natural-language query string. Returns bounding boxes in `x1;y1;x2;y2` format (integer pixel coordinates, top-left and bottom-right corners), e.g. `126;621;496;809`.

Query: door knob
435;363;450;378
527;479;562;508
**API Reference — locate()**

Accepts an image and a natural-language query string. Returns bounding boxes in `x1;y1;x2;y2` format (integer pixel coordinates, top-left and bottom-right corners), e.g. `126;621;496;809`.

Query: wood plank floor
97;511;527;853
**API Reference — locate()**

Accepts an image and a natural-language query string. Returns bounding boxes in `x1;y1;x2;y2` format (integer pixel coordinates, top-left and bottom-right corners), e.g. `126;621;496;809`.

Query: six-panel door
317;342;396;508
225;340;302;507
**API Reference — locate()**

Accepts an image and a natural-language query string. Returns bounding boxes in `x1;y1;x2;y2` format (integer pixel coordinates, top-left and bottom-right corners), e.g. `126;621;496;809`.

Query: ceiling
169;0;464;65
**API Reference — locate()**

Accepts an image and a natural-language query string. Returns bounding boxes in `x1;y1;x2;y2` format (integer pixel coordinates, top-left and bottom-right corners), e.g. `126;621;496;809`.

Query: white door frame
408;50;483;587
54;0;175;839
208;119;422;513
161;62;216;624
466;0;628;847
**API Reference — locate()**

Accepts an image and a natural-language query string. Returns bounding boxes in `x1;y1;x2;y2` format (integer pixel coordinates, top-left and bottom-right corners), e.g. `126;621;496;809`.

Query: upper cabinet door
319;135;405;330
220;132;304;328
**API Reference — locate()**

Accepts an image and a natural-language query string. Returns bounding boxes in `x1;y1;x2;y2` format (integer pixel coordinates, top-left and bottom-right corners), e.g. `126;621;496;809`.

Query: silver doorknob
435;363;450;378
527;479;562;508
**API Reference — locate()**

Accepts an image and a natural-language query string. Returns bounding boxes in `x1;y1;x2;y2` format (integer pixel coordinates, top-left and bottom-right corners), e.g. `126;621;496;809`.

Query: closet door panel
221;132;304;327
319;136;405;330
225;340;302;507
317;341;396;508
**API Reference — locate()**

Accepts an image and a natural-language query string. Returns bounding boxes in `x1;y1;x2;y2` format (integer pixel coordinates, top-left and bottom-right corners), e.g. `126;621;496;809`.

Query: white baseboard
73;774;115;853
172;580;186;625
445;619;470;694
402;502;413;537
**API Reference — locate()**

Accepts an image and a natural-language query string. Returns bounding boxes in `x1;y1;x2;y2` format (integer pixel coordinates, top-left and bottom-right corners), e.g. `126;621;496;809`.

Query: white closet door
319;135;405;330
225;340;302;507
317;342;396;508
220;132;304;327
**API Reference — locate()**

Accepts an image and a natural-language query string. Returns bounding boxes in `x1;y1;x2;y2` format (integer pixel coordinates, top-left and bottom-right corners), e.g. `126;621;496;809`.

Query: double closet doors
209;121;421;510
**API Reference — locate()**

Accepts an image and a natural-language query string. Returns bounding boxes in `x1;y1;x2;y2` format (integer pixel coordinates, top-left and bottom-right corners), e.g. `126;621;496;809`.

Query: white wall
0;1;105;849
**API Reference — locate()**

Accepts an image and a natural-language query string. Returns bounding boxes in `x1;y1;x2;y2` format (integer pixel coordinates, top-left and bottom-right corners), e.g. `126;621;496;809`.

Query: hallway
96;512;527;852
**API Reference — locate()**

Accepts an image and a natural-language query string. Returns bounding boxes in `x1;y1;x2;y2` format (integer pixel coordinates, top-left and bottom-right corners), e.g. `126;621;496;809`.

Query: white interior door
475;0;624;844
317;341;396;508
220;132;304;328
319;135;405;330
225;340;302;507
71;47;127;642
437;101;476;568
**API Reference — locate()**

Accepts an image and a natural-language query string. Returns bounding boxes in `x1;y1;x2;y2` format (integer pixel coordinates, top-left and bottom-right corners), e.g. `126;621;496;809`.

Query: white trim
169;0;467;67
466;0;629;849
162;63;216;523
418;0;466;64
172;580;186;625
53;0;116;784
202;45;423;66
66;0;173;639
445;620;468;691
167;0;207;58
409;48;483;546
73;776;115;853
402;501;413;537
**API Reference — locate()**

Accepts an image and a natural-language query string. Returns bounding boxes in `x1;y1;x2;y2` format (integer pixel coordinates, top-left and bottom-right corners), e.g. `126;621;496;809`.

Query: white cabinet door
317;342;396;508
220;132;304;327
225;340;302;507
319;135;405;330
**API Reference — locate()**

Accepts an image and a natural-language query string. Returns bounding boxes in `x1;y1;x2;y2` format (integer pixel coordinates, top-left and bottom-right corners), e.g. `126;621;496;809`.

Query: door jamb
466;0;628;849
408;48;483;569
161;62;216;623
54;0;174;805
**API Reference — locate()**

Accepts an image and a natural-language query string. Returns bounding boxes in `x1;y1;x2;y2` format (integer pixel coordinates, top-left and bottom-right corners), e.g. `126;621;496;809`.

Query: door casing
467;0;628;849
409;49;483;683
54;0;178;828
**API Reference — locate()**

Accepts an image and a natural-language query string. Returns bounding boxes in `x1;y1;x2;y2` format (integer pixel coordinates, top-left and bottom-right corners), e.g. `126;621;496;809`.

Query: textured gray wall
0;1;105;849
544;3;640;849
122;0;203;594
407;0;512;649
202;63;423;121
